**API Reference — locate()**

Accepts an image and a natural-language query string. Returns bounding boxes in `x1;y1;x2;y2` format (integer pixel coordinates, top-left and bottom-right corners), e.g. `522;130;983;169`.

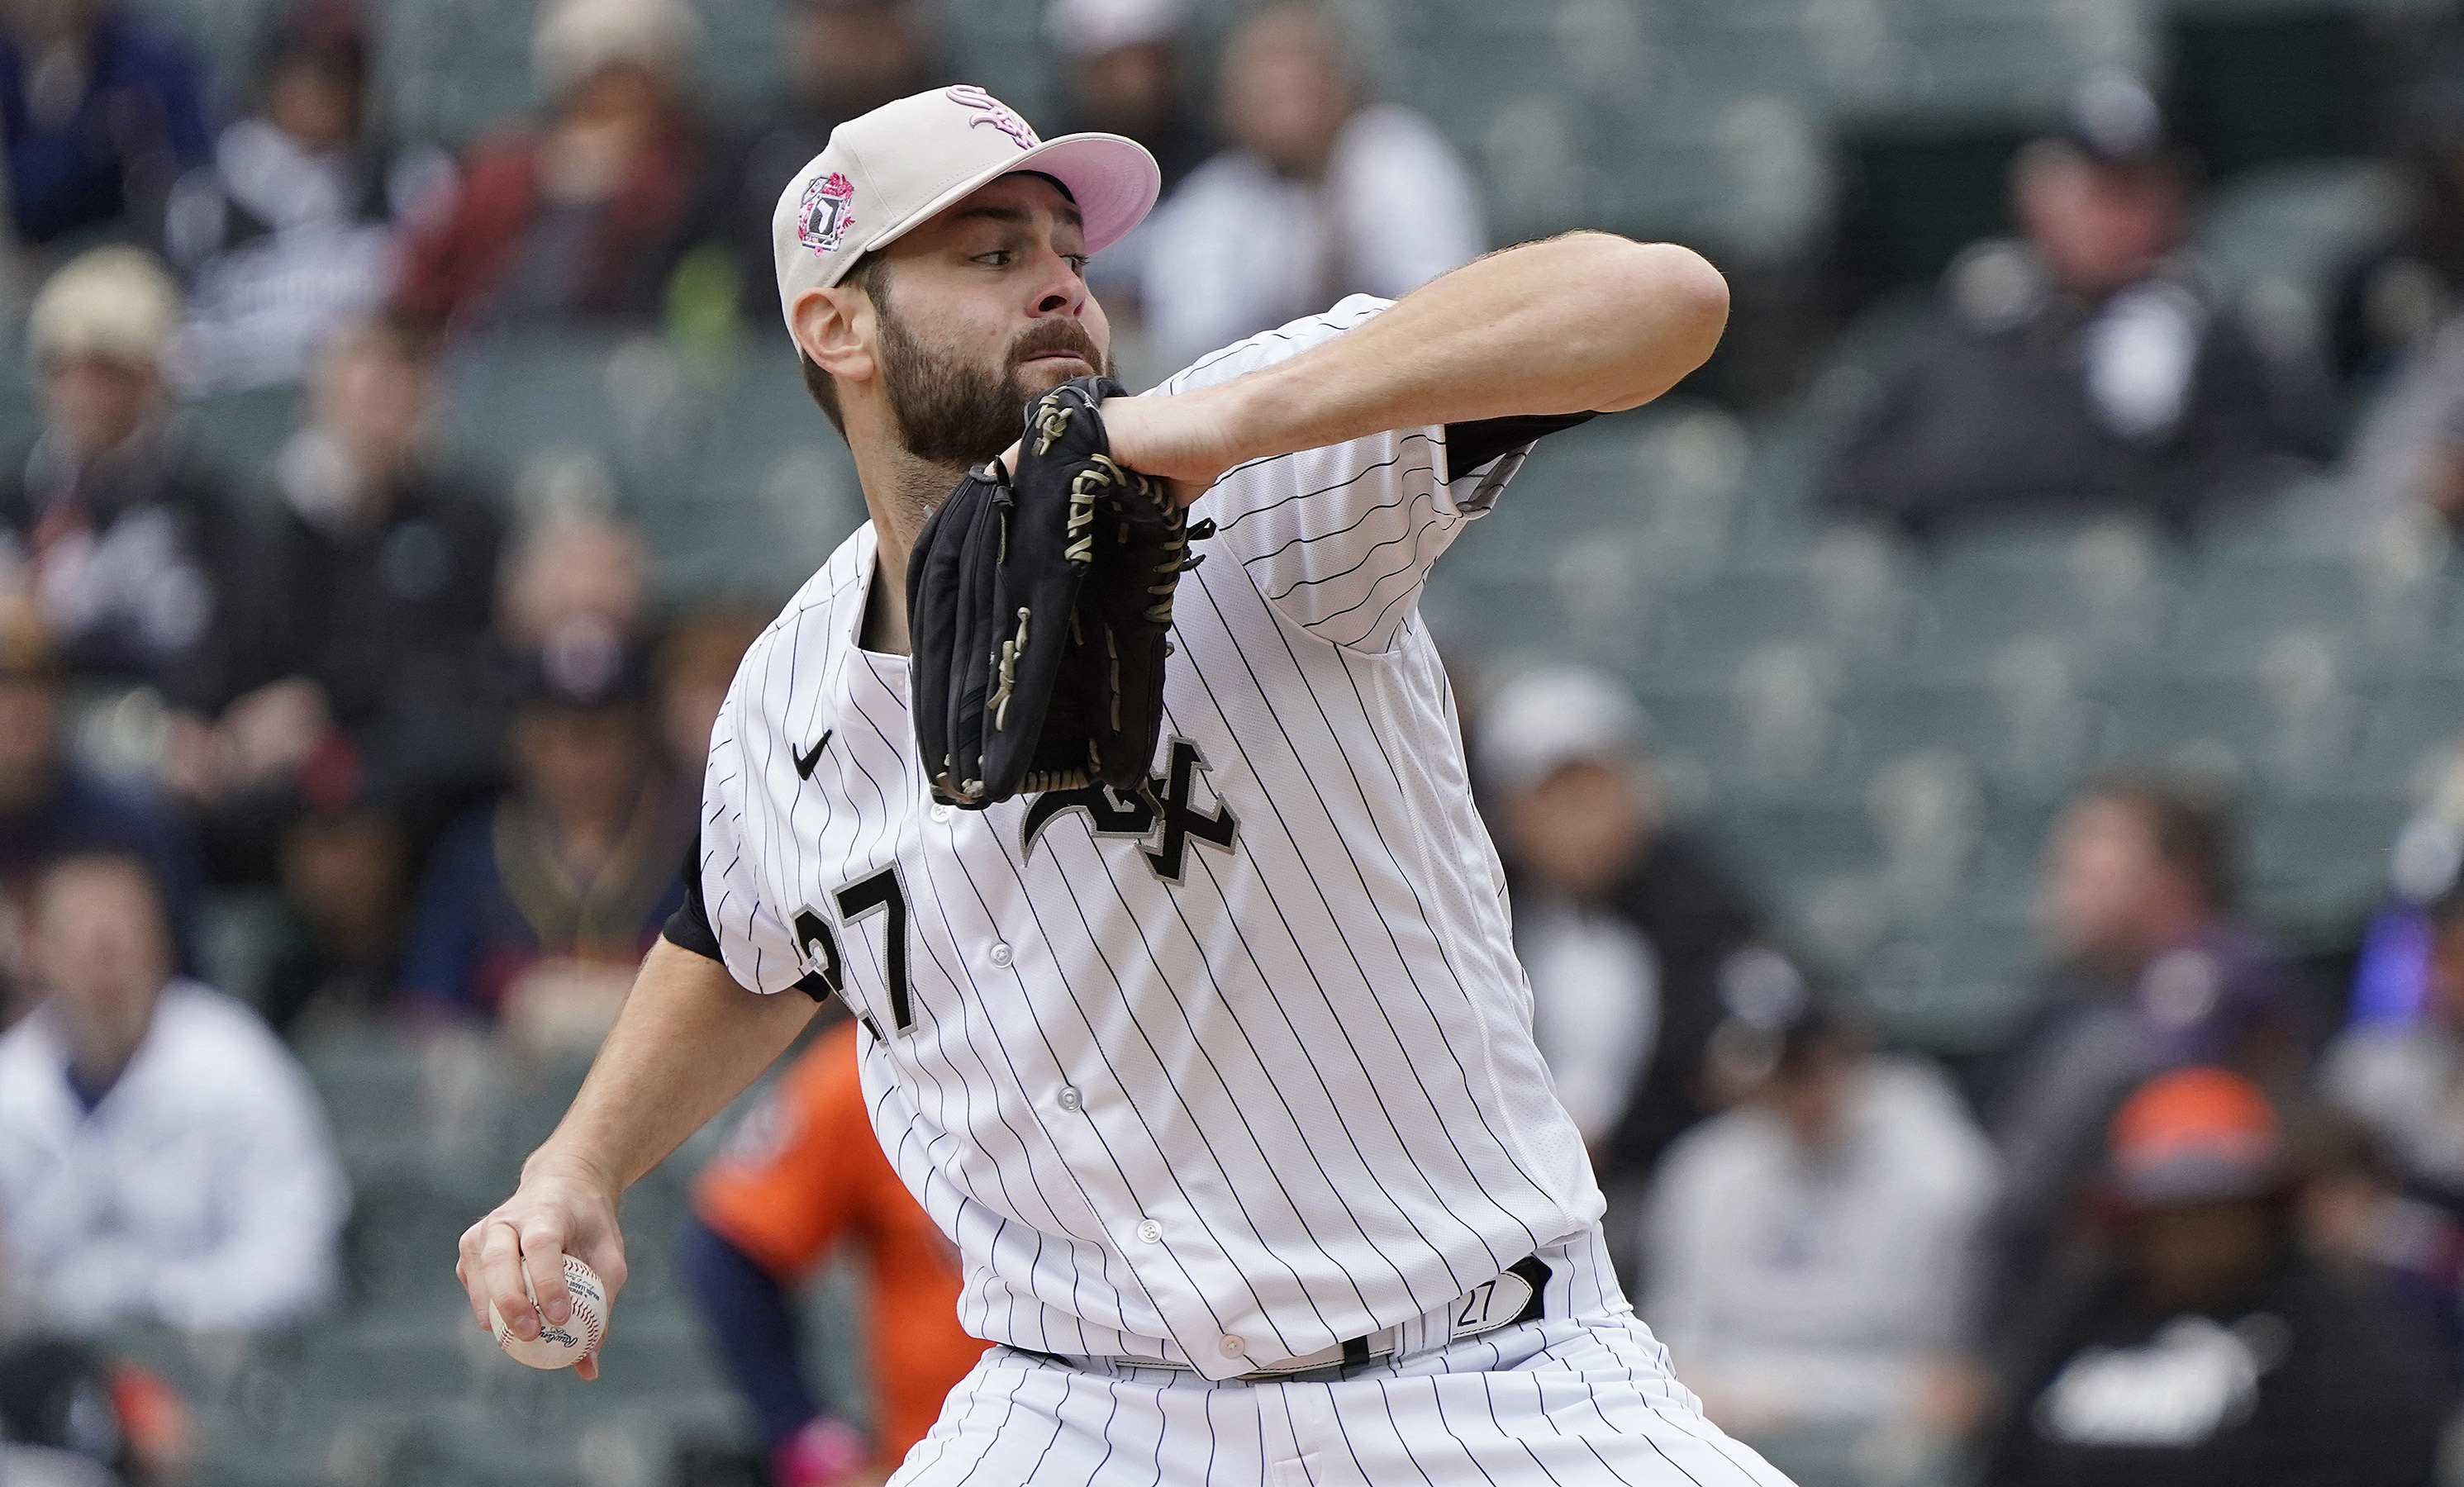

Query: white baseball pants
886;1227;1796;1486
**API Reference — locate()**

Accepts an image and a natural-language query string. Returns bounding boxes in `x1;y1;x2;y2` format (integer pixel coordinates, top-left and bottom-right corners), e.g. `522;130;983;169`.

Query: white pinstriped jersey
694;296;1602;1383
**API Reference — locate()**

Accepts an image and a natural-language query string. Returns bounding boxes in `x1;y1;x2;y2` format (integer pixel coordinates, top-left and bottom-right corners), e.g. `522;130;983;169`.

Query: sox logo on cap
797;171;856;256
948;84;1039;149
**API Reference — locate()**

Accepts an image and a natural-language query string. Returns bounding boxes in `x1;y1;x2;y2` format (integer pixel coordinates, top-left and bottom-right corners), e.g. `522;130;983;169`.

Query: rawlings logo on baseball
949;85;1039;149
489;1254;610;1370
798;171;856;255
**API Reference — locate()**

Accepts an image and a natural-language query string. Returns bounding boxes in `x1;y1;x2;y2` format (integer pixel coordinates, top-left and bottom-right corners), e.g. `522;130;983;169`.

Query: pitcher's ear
791;285;875;387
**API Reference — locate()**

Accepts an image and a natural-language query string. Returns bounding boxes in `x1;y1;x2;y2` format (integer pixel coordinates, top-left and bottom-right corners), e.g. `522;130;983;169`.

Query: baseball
488;1254;607;1370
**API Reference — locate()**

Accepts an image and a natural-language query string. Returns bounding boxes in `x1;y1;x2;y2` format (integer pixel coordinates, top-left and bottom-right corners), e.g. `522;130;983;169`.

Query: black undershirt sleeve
1441;412;1597;483
662;834;725;962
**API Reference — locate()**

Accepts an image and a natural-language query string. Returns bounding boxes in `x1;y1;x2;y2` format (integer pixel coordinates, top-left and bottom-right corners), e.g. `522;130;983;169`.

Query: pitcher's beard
877;291;1112;470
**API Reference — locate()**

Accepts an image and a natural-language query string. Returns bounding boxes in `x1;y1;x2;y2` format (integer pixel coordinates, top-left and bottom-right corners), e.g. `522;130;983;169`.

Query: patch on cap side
798;171;856;255
948;84;1039;150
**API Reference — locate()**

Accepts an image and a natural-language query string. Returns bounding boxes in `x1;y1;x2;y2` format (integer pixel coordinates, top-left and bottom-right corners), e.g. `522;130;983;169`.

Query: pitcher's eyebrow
953;202;1087;230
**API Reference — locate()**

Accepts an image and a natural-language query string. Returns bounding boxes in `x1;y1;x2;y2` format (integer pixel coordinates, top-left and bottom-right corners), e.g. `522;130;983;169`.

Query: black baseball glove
909;375;1211;809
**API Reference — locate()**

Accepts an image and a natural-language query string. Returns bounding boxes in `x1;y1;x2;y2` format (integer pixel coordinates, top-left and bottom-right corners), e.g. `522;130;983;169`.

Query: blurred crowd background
2;0;2463;1482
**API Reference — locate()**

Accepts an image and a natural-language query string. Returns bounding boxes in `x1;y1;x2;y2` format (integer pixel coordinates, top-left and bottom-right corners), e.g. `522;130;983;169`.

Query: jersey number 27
791;865;913;1032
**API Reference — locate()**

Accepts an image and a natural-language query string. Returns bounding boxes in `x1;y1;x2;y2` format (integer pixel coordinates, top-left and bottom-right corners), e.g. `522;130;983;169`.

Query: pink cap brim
866;131;1162;263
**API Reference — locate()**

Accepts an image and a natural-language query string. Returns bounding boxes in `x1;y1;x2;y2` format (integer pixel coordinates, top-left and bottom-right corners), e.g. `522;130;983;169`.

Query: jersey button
1219;1335;1246;1358
930;803;954;824
1057;1085;1082;1112
988;942;1013;968
1134;1219;1163;1245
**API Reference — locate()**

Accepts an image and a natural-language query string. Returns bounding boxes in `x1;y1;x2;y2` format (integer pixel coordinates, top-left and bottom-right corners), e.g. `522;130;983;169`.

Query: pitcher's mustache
1011;321;1104;368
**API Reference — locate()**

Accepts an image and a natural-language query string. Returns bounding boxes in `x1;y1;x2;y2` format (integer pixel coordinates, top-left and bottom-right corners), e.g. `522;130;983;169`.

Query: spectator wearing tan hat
388;0;709;338
0;247;240;692
1986;1067;2445;1487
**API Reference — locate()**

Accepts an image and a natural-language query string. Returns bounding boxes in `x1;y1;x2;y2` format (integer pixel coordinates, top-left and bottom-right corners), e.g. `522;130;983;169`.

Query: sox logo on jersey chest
1021;737;1238;884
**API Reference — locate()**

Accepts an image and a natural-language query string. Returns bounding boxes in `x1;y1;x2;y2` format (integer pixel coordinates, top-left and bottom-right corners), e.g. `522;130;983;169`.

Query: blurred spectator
1642;1002;1996;1487
0;610;200;1000
0;1336;197;1485
166;316;506;902
2328;63;2464;400
1476;668;1765;1200
1138;0;1482;370
497;506;651;652
1827;71;2305;537
0;848;347;1335
1049;0;1203;191
1045;0;1201;331
395;624;686;1048
388;0;706;340
164;0;454;392
1986;1067;2445;1487
680;1019;981;1486
1981;774;2299;1356
0;246;240;691
2295;1111;2464;1384
0;0;212;250
669;0;947;328
2324;877;2464;1206
654;604;767;774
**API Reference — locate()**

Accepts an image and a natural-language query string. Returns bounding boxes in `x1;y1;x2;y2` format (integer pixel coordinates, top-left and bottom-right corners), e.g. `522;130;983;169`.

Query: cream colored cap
772;85;1159;334
28;245;182;366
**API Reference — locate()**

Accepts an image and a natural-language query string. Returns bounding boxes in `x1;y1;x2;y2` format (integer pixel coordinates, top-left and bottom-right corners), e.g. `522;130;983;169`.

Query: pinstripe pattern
697;297;1601;1385
887;1230;1791;1486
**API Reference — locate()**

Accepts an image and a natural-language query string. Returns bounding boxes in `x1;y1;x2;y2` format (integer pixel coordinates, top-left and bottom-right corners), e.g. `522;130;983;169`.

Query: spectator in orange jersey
679;1019;984;1486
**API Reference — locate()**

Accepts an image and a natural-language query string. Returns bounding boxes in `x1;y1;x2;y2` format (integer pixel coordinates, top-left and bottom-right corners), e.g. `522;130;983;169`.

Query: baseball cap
1046;0;1183;59
1475;666;1648;800
28;246;181;367
772;85;1161;332
2057;67;2175;167
2106;1067;2285;1209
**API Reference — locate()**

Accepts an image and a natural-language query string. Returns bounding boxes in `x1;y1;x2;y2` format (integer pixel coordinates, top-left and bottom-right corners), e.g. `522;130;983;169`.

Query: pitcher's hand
456;1155;627;1380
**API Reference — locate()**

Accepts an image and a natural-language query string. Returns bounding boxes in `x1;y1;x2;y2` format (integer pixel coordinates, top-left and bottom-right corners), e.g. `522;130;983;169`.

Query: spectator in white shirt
0;848;348;1335
1641;1002;1998;1486
1137;0;1482;369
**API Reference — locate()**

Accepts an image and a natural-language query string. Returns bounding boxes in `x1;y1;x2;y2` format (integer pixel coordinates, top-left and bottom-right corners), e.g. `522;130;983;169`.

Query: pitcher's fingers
518;1226;573;1328
455;1220;498;1329
476;1218;540;1342
575;1354;599;1382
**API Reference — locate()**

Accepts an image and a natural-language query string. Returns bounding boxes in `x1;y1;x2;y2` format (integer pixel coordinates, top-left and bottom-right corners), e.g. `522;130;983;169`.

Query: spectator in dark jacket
0;0;212;249
164;0;453;392
169;316;506;843
1981;773;2302;1375
166;316;506;1020
0;247;239;695
1828;71;2306;537
1476;669;1767;1228
1988;1067;2445;1487
0;612;200;1010
396;625;685;1049
388;0;706;339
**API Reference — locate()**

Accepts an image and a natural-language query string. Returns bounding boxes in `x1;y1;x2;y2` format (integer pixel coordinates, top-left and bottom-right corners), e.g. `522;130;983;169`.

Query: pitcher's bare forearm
458;939;818;1372
527;938;821;1195
1100;234;1731;500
